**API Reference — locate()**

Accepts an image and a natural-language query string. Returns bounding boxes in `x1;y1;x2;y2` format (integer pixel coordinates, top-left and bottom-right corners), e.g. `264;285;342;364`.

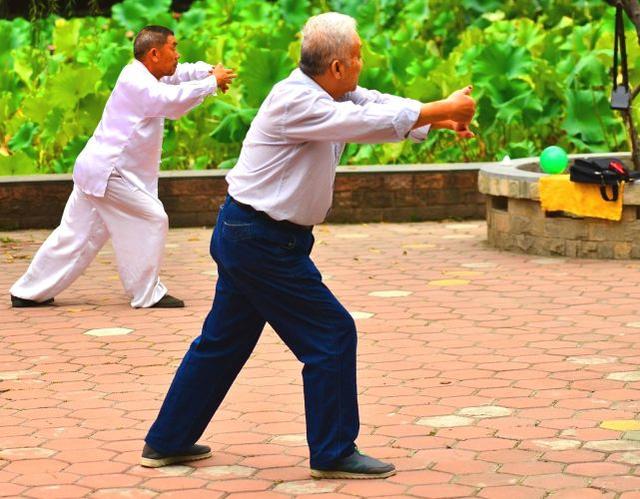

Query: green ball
540;146;568;174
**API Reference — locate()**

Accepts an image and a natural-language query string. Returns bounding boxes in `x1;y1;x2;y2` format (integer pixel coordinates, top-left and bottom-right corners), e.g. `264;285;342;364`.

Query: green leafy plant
0;0;630;175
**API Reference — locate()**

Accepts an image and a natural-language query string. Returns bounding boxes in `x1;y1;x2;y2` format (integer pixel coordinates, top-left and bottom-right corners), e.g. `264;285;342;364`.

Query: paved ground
1;221;640;499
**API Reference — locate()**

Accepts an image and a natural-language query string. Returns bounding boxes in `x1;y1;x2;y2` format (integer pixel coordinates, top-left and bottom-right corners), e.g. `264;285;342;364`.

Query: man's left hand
453;121;474;139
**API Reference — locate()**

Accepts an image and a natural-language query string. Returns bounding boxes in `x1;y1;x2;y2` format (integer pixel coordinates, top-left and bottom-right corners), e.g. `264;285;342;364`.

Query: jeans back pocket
222;220;253;241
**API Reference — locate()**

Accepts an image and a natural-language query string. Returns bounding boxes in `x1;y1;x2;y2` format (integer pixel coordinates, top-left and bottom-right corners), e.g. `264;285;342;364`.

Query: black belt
229;196;313;232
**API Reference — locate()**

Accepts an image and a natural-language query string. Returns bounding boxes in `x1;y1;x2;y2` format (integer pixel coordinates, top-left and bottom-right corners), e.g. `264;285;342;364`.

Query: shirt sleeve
160;61;213;85
408;125;431;143
282;89;421;144
346;86;431;143
143;76;218;120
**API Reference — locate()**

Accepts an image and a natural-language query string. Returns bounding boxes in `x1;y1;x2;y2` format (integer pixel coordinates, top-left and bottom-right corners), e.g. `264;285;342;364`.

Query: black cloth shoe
11;295;54;308
311;449;396;479
140;443;211;467
150;294;184;308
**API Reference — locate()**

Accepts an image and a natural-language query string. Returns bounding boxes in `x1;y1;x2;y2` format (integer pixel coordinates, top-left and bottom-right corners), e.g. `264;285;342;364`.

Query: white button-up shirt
73;59;217;197
226;68;429;226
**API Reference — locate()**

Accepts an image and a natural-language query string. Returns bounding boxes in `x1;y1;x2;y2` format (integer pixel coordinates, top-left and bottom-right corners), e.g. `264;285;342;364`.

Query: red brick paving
1;221;640;497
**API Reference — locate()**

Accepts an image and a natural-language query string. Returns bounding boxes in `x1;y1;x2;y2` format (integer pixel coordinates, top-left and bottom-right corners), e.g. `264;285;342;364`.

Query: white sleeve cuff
409;124;431;143
393;100;422;140
195;61;214;79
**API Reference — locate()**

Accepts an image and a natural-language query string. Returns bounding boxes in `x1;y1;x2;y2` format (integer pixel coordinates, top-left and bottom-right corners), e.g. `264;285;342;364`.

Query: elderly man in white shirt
143;13;476;476
10;25;236;309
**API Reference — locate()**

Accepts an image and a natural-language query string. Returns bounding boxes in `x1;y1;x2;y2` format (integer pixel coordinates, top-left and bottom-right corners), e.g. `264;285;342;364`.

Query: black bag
569;158;638;202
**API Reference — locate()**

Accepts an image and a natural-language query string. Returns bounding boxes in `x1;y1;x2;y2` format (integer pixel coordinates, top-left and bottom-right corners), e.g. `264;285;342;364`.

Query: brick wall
0;165;485;230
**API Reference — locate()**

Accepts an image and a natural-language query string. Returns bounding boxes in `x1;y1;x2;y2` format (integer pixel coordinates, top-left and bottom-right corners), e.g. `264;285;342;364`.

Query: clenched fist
445;85;476;124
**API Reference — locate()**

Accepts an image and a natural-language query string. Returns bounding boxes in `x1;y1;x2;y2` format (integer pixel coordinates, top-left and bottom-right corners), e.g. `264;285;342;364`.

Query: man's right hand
445;86;476;124
210;63;238;93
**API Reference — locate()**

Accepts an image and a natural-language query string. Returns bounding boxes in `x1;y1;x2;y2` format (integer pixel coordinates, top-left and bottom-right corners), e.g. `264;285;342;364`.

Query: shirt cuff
195;61;213;79
409;124;431;143
203;75;218;95
392;99;422;141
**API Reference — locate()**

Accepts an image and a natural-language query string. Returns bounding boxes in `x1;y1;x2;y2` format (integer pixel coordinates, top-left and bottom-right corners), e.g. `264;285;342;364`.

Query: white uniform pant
10;173;168;308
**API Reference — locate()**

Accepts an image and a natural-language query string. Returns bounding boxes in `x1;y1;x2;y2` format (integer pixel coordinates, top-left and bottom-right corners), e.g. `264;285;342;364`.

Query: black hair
133;25;174;61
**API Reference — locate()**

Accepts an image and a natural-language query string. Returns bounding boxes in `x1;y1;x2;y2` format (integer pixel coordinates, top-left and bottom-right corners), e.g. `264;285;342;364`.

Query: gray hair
299;12;358;76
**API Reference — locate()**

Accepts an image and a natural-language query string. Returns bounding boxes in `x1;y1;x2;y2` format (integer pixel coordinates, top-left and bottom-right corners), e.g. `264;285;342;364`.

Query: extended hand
210;63;238;93
446;85;476;124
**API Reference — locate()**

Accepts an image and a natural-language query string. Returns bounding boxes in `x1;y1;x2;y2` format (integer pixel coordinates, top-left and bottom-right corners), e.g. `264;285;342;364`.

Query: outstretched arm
345;85;476;140
161;62;237;94
143;76;218;120
160;62;212;84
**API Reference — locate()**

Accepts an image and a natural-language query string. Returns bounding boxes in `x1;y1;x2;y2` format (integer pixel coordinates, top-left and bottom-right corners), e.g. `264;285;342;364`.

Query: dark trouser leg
146;198;359;466
145;265;265;453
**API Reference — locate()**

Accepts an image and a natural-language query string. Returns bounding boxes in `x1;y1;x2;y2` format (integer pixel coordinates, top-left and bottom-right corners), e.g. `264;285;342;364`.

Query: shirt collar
290;68;331;95
131;59;157;78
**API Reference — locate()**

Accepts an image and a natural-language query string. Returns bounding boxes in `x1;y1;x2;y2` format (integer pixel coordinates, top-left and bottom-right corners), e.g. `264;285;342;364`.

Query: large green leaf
563;89;618;143
97;44;132;87
279;0;310;28
239;48;294;107
472;43;533;82
0;151;37;176
112;0;173;31
8;122;38;152
210;107;257;143
46;65;102;109
53;18;81;58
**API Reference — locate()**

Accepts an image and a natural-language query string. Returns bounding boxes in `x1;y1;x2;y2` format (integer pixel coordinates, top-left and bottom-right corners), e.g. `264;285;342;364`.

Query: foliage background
0;0;637;175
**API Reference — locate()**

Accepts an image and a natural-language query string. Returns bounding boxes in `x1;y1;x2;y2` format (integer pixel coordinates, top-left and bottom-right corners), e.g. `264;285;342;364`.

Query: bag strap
600;182;619;202
613;4;630;90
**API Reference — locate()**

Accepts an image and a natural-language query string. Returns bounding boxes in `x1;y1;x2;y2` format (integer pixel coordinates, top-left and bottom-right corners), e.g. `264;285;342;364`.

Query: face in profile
332;33;362;97
343;34;363;92
152;35;180;77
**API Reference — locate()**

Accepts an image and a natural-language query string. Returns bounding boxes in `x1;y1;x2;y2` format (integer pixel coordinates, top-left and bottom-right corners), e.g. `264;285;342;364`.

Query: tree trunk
606;0;640;168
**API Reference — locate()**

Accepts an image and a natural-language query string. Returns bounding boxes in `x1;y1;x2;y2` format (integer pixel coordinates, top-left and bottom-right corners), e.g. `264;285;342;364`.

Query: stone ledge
0;164;486;230
478;153;640;203
480;152;640;259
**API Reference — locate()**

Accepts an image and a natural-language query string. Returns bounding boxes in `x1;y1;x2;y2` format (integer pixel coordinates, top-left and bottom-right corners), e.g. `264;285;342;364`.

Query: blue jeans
145;196;359;468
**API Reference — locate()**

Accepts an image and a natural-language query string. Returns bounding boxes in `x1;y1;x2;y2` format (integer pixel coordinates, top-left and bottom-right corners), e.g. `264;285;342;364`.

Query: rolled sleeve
283;89;423;144
409;124;431;143
393;100;422;140
345;87;422;140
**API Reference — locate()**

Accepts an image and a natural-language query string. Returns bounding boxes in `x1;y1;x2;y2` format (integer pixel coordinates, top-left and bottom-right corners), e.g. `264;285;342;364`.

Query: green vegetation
0;0;637;175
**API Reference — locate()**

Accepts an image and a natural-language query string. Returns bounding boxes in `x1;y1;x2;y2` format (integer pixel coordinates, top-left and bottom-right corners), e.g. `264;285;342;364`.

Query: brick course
0;166;485;230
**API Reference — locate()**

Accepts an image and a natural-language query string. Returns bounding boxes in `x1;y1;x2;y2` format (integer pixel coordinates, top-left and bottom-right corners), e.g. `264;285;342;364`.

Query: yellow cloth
538;174;623;221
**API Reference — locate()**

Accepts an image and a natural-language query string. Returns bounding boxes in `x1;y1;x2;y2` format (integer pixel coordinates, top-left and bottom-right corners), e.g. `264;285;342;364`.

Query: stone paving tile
2;221;640;497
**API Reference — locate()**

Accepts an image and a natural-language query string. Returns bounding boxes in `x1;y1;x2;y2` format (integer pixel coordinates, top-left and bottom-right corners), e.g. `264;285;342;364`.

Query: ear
148;47;159;61
329;59;343;79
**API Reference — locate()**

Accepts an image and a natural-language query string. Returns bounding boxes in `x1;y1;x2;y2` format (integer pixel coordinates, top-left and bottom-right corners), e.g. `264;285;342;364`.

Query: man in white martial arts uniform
10;25;236;309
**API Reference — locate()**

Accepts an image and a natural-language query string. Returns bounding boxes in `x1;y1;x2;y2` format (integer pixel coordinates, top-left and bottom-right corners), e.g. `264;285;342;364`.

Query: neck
310;73;343;100
140;59;163;80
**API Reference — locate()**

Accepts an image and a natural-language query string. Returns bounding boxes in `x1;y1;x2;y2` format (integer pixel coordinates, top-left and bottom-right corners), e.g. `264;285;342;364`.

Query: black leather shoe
150;294;184;308
140;443;211;467
311;449;396;479
11;295;54;308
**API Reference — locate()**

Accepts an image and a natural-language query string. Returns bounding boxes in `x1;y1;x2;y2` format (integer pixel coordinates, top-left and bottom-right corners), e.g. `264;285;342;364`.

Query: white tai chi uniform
11;60;217;307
